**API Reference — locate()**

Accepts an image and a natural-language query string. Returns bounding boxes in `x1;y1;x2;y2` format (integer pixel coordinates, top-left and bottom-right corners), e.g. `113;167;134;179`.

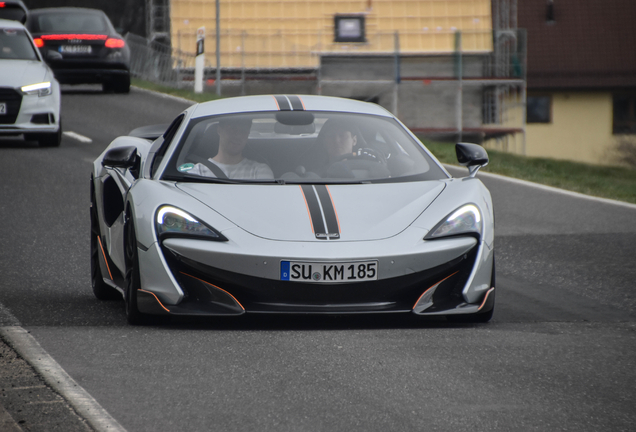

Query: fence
125;29;526;149
126;33;198;88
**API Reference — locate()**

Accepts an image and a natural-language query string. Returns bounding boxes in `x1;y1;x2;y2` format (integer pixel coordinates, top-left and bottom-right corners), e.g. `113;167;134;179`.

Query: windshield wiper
163;175;240;184
164;175;287;185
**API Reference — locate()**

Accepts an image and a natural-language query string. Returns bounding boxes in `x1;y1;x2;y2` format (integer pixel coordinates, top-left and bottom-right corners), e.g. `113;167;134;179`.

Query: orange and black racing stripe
273;95;305;111
300;185;340;240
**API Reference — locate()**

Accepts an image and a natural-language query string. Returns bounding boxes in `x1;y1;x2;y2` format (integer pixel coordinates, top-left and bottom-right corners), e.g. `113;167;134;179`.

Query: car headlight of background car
21;81;52;97
155;206;227;241
425;204;482;239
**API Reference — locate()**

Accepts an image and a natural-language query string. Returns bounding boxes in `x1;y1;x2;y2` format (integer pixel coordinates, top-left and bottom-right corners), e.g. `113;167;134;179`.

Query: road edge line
444;164;636;210
0;326;127;432
131;85;196;105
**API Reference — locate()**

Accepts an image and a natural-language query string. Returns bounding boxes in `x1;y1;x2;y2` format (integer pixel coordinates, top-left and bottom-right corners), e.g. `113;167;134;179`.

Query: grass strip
422;140;636;205
131;78;635;204
131;78;219;103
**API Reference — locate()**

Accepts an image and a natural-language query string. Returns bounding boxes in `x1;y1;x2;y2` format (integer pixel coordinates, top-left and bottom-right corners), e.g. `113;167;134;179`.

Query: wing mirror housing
102;146;138;169
456;142;489;178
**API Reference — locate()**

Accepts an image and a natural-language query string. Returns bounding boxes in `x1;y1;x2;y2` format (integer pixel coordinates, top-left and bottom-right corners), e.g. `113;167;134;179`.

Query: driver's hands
354;147;386;163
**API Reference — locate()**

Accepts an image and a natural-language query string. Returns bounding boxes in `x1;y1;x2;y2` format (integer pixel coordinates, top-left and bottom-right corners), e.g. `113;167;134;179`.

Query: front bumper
0;87;60;135
135;233;493;317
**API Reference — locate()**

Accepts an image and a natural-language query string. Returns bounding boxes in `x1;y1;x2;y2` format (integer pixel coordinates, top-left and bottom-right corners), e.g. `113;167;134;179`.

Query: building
511;0;636;166
138;1;526;144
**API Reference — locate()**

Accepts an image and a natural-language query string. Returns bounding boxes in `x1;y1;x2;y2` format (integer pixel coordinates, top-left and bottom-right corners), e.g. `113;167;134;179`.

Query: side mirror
46;50;63;61
456;142;489;177
102;146;138;169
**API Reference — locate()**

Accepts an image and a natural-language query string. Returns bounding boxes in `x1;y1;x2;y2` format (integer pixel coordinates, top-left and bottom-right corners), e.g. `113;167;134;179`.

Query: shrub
609;136;636;169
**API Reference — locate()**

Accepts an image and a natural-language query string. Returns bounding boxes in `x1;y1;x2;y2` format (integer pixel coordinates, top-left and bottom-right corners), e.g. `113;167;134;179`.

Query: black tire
90;183;120;300
25;122;62;147
104;75;130;94
447;257;496;324
124;216;146;325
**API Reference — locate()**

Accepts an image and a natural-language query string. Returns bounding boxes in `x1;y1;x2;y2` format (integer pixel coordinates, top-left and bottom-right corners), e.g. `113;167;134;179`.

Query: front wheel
124;217;147;325
25;122;62;147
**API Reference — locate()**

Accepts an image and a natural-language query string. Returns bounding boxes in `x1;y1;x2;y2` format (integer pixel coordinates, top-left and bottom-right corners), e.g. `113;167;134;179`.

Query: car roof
29;7;107;16
0;1;28;24
0;17;27;29
190;95;394;119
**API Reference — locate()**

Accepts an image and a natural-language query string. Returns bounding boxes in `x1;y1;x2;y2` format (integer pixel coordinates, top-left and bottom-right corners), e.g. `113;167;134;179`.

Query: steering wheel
185;156;229;179
324;148;390;179
352;147;387;164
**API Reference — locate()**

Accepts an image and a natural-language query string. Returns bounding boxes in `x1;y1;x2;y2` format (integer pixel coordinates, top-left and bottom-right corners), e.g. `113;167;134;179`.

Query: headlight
156;206;227;241
21;81;52;97
426;204;482;239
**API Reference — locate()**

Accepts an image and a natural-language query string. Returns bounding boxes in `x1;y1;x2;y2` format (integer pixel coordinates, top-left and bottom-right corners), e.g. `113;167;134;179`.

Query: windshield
30;12;110;34
162;111;447;184
0;28;38;60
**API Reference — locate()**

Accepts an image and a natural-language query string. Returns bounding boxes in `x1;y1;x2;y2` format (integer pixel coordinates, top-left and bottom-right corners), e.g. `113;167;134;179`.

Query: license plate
0;103;5;115
281;260;378;283
59;45;92;54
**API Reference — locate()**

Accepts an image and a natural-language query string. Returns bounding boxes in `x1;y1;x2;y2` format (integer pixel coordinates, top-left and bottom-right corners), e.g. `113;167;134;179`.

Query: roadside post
195;26;205;93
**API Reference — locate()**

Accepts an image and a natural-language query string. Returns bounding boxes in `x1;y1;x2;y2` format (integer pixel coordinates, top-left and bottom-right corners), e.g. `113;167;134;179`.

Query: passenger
190;117;274;179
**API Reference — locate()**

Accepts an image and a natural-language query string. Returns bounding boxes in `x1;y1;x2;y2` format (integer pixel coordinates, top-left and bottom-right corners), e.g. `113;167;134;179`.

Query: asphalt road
1;86;635;432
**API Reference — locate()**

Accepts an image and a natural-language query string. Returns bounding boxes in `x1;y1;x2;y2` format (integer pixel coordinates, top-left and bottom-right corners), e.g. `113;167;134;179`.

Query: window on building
613;94;636;134
526;96;551;123
334;15;365;43
483;86;498;124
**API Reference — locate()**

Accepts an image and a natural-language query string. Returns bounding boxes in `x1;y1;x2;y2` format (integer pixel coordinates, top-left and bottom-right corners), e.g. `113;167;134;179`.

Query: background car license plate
0;103;5;115
281;260;378;282
59;45;92;54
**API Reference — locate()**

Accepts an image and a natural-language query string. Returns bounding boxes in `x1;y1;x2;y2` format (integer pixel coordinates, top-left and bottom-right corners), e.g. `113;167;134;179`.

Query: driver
320;119;387;178
190;117;274;179
323;119;358;163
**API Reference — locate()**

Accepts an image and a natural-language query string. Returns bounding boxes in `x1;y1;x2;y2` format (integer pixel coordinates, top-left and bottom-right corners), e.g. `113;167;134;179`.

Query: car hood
176;181;446;241
0;60;48;88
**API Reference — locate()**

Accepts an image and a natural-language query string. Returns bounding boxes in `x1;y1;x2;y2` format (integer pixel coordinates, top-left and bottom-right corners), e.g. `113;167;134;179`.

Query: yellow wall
524;92;614;165
170;0;493;68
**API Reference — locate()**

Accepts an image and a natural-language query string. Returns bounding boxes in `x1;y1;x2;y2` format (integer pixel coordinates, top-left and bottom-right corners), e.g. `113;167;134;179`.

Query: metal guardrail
126;33;199;88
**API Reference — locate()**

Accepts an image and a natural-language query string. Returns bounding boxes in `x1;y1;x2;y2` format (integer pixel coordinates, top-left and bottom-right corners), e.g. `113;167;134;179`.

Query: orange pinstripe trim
271;95;280;110
297;95;307;110
412;271;459;309
477;287;495;311
180;272;245;311
97;236;113;280
299;185;315;233
324;185;341;232
139;289;171;312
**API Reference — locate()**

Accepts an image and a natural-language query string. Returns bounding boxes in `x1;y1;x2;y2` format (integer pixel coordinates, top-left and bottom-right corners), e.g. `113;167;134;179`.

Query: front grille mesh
0;88;22;125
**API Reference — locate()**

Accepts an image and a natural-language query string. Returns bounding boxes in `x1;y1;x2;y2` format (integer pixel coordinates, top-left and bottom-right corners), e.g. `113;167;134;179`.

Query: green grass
131;78;636;205
422;140;636;205
131;77;221;103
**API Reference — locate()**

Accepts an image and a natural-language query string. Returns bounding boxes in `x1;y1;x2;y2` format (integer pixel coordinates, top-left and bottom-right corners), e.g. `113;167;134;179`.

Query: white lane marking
444;164;636;210
63;131;93;143
0;326;127;432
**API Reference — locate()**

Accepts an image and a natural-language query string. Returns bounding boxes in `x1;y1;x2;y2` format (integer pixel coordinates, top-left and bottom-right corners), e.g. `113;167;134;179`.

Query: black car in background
0;1;28;24
26;7;130;93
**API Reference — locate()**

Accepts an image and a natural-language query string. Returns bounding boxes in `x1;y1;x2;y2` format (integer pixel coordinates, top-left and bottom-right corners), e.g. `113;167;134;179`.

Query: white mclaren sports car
91;95;495;325
0;17;62;147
